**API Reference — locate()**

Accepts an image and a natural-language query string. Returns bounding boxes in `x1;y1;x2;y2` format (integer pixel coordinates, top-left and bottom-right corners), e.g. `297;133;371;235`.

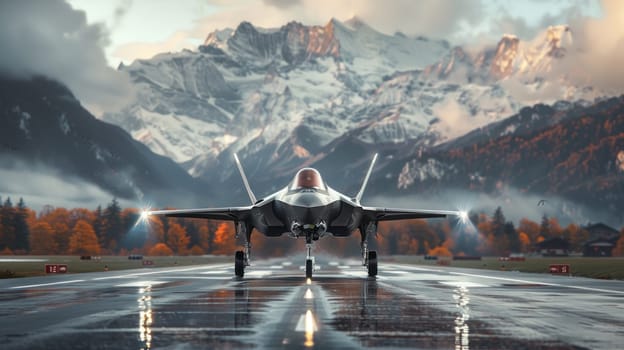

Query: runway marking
0;258;49;262
383;270;408;274
116;280;168;287
328;261;339;266
439;281;488;288
448;271;624;295
201;270;229;274
9;279;85;289
245;270;272;277
90;264;230;281
269;265;283;269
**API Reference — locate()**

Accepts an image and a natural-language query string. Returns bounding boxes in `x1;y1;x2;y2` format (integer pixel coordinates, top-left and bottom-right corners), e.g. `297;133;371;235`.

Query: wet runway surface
1;258;623;349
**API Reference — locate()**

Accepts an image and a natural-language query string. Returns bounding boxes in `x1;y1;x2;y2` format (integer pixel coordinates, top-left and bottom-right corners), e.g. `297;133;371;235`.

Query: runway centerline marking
448;271;624;295
9;280;85;289
90;264;230;281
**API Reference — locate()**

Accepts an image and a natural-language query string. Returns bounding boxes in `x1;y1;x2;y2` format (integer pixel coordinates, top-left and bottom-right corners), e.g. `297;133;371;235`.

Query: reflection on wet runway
137;285;152;350
454;285;470;350
1;259;623;349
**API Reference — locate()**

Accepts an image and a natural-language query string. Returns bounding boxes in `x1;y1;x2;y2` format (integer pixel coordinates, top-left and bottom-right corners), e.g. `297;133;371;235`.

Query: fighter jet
142;153;466;278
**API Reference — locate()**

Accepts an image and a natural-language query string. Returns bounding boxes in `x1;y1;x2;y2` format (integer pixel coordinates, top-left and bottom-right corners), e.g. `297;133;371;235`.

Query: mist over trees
0;198;622;257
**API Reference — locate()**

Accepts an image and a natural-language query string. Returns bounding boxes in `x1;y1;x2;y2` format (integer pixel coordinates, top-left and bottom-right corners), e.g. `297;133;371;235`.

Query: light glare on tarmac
1;258;623;350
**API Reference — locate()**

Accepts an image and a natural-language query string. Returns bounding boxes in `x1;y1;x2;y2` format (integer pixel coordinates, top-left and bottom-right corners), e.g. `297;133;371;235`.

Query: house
536;237;570;256
582;223;621;257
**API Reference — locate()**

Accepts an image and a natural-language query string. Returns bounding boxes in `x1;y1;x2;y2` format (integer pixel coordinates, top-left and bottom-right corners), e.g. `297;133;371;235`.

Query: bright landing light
134;207;152;227
458;211;469;224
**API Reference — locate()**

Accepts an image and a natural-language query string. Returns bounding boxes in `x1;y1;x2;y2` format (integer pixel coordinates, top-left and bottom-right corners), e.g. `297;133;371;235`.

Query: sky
0;0;614;115
66;0;603;67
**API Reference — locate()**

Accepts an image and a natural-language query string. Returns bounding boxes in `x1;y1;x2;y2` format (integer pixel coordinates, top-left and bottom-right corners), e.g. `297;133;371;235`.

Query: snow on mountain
103;18;452;172
102;19;608;185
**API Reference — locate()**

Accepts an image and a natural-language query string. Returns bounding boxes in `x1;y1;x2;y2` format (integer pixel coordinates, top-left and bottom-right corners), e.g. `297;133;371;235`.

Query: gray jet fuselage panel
250;186;361;238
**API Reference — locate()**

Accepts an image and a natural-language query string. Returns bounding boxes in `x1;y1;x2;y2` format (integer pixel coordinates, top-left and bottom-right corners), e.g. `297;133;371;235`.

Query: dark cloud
0;0;135;115
263;0;303;9
112;0;134;29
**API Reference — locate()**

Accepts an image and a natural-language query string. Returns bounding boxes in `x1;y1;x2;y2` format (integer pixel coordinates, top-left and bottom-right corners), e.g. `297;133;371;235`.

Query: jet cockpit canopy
290;168;325;190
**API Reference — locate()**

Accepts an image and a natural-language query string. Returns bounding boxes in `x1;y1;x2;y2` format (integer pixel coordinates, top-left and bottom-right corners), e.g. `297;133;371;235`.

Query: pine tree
0;197;15;251
492;207;506;237
13;198;30;252
504;221;520;253
93;205;104;242
102;199;122;252
540;214;551;239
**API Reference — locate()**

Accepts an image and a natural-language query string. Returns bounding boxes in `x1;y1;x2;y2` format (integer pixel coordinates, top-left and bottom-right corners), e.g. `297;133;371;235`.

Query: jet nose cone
292;192;328;208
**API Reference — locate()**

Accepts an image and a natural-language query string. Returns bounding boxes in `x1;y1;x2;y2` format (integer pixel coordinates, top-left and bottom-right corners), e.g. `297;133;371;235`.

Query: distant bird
537;199;547;207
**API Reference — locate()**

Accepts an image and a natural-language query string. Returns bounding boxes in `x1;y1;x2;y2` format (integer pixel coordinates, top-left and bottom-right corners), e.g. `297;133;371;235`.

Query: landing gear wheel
235;250;245;277
367;250;378;277
305;259;313;279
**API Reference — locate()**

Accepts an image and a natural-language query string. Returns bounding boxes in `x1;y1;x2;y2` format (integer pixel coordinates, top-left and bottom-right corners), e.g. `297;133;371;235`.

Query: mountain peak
343;16;367;29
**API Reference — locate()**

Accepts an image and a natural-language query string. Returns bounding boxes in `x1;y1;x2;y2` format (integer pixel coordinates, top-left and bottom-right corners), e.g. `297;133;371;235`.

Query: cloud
368;186;610;227
0;158;134;212
431;99;492;141
263;0;303;9
556;0;624;94
112;0;134;29
0;0;135;115
189;0;484;41
113;31;195;62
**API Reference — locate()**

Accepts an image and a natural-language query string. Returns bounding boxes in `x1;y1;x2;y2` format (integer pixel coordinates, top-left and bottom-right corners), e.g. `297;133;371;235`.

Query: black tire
305;259;313;279
367;250;378;277
235;250;245;277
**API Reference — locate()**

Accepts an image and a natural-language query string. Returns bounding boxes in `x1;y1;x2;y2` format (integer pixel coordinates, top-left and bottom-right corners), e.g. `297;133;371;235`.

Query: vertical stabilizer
354;153;378;203
234;153;257;204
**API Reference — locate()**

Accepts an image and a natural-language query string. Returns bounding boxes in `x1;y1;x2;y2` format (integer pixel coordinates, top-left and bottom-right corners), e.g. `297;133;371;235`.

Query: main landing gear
361;221;378;277
234;222;252;278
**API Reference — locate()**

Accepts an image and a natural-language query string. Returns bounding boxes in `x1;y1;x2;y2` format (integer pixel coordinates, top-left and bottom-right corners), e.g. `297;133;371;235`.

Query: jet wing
146;206;253;221
362;207;461;221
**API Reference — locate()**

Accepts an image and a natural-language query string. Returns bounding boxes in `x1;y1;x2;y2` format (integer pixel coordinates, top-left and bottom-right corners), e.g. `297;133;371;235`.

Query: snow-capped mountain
104;18;455;171
102;18;606;194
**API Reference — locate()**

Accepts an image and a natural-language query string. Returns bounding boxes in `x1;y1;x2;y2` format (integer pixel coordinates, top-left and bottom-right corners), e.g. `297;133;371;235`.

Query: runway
1;257;623;349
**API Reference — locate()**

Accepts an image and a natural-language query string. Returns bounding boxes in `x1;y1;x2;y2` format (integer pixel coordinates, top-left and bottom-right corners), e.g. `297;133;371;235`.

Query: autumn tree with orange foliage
167;222;190;255
148;243;174;256
29;222;57;255
68;220;101;255
212;222;236;255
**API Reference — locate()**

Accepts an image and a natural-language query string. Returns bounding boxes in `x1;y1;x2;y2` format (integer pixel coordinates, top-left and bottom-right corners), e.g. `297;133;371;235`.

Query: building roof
536;237;570;249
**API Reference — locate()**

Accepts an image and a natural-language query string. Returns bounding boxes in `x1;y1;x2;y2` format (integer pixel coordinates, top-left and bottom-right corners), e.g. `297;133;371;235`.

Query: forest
0;197;623;258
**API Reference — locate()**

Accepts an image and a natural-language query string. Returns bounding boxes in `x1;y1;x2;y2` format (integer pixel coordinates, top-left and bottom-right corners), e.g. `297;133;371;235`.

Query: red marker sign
549;264;570;274
45;264;68;274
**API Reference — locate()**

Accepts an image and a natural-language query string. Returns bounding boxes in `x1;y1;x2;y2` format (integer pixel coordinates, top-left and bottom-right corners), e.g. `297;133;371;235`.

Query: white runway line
269;265;283;269
116;280;168;287
201;270;229;274
91;264;230;281
448;271;624;295
245;270;272;277
439;281;488;288
9;280;85;289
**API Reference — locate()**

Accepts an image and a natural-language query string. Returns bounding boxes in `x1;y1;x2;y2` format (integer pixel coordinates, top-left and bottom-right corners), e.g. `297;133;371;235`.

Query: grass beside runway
391;256;624;280
0;255;230;278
